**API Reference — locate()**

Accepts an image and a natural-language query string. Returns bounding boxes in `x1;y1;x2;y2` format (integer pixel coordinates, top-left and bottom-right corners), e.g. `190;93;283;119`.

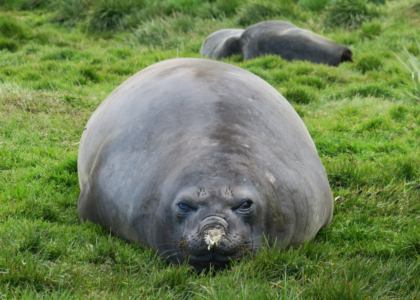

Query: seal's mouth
189;253;231;267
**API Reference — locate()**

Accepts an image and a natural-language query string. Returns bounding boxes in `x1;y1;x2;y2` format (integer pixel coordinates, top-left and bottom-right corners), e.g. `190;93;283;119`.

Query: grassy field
0;0;420;298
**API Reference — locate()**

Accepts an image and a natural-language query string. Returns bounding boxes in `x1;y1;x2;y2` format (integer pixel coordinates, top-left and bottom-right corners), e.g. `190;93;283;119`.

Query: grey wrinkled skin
200;29;244;59
78;58;334;271
201;21;352;66
241;21;352;66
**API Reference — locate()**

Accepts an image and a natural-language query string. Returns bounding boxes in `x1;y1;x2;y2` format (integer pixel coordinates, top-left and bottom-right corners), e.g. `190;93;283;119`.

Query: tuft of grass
396;44;420;103
89;0;144;31
0;16;30;39
130;19;171;47
295;75;326;89
299;0;331;12
0;38;19;52
367;0;386;5
359;116;388;131
77;66;104;84
283;86;317;104
51;0;89;26
237;4;277;27
360;21;382;39
406;42;420;56
409;2;420;13
394;159;419;181
293;105;305;118
324;0;379;29
40;48;75;61
169;13;195;33
211;0;241;18
389;105;408;120
339;84;391;99
0;0;51;10
355;55;382;74
47;156;78;188
236;0;297;27
243;55;286;70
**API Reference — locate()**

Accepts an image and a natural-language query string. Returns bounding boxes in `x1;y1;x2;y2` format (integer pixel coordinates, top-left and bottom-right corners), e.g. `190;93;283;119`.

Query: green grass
397;42;420;103
324;0;380;29
0;0;420;298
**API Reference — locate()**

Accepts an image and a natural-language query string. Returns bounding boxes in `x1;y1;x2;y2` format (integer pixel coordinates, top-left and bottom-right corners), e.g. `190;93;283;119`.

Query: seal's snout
199;216;228;233
199;216;228;250
204;228;225;250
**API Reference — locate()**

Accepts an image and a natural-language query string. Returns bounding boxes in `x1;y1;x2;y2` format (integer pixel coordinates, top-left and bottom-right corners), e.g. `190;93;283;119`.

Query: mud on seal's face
167;185;263;271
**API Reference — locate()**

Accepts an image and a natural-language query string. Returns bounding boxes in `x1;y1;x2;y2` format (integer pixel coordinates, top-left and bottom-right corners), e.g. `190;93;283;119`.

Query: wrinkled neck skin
143;157;270;271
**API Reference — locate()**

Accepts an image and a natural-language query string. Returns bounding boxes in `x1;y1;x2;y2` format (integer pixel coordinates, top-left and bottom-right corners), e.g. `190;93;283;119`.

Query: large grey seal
78;58;334;271
241;21;352;66
201;21;352;66
200;29;244;59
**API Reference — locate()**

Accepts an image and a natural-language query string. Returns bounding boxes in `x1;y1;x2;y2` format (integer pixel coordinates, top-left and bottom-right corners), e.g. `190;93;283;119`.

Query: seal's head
154;162;267;271
171;185;262;270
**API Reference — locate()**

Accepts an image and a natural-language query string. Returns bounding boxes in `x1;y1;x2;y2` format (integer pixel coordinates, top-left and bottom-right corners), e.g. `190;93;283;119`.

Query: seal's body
78;58;333;271
241;21;352;66
200;29;244;59
201;21;352;66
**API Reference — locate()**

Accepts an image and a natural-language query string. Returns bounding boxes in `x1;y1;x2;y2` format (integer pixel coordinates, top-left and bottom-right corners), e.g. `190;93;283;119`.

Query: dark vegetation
0;0;419;298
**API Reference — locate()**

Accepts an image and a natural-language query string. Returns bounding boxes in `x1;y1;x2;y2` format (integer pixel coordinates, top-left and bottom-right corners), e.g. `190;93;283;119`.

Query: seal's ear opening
341;49;353;63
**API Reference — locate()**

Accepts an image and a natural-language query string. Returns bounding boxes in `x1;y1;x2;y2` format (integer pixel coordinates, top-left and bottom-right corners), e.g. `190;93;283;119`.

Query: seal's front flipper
78;183;98;223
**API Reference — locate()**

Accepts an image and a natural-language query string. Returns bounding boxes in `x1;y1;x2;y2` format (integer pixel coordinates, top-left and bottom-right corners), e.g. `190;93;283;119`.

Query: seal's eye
178;203;193;212
236;200;253;211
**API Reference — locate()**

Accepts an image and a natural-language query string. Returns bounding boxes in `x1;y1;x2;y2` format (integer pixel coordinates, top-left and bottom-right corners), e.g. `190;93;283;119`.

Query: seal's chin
189;253;231;263
188;253;232;270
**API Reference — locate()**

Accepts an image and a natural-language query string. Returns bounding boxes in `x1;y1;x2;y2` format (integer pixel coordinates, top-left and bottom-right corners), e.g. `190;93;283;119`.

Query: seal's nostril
204;228;226;250
199;216;228;250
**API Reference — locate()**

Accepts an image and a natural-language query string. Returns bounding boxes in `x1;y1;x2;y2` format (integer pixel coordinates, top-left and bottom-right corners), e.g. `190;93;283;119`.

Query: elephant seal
78;58;333;271
201;21;352;66
241;21;352;66
200;29;244;59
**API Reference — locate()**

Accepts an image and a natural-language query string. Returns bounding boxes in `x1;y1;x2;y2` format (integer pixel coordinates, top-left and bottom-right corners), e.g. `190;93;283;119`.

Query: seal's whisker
158;250;186;260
